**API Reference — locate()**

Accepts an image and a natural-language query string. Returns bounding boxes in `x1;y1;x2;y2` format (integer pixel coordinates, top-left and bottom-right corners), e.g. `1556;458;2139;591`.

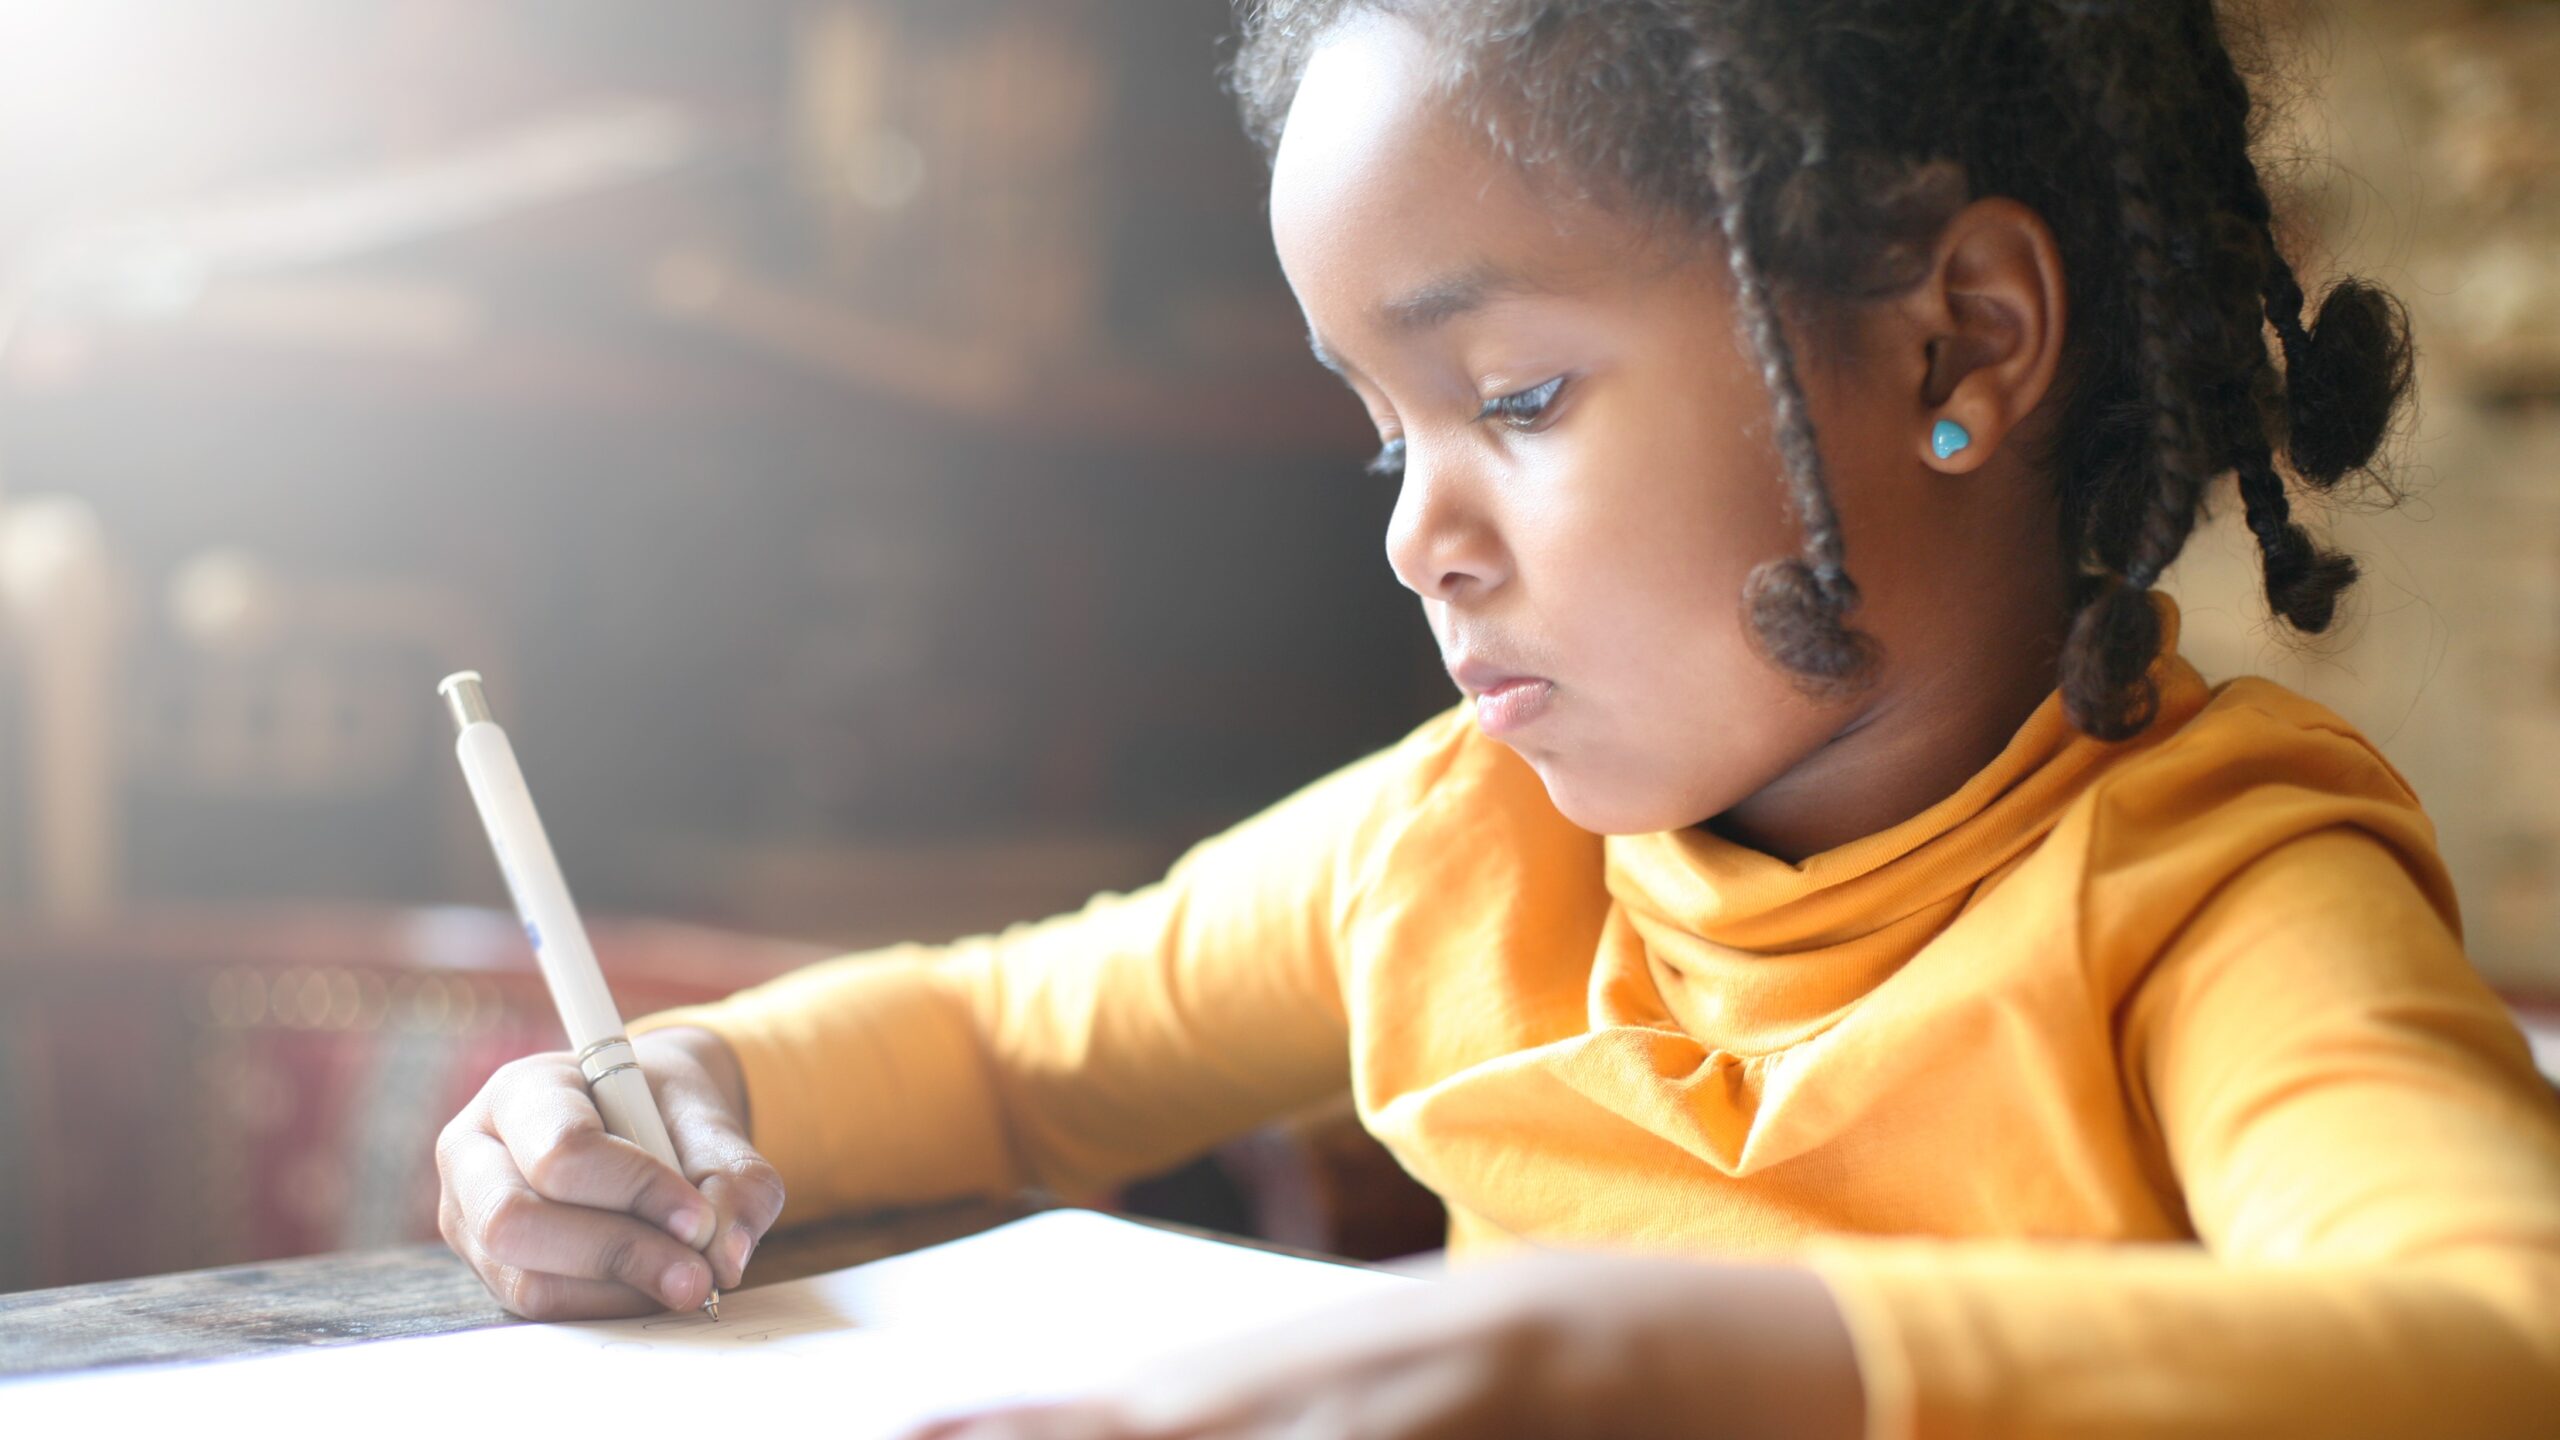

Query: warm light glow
0;0;346;232
0;6;148;161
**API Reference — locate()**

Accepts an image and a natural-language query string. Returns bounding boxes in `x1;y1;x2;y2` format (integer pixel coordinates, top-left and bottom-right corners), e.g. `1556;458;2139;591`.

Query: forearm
907;1248;1864;1440
1691;1265;1865;1440
629;944;1023;1225
1527;1255;1866;1440
1340;1253;1868;1440
1575;1259;1862;1440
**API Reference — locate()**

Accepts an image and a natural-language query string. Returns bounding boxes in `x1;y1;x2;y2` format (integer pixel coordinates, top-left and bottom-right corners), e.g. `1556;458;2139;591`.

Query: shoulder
1367;701;1553;812
1170;702;1578;903
2066;673;2461;984
1292;702;1597;913
1246;703;1483;851
2088;675;2426;832
1347;699;1579;837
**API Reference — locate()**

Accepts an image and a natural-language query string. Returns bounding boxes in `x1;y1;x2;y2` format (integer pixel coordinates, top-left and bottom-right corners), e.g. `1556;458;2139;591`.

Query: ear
1900;197;2068;476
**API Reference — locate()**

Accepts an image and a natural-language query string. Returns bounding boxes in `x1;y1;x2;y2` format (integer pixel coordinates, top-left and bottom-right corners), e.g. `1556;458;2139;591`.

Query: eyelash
1480;375;1566;430
1364;376;1567;480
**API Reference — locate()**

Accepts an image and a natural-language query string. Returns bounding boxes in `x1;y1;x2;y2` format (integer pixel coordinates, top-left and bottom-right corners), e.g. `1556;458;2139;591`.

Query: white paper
0;1210;1414;1435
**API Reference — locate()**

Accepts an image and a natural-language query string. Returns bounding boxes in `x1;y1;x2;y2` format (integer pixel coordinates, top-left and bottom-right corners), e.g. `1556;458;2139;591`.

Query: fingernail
661;1258;706;1309
668;1204;716;1249
718;1225;753;1283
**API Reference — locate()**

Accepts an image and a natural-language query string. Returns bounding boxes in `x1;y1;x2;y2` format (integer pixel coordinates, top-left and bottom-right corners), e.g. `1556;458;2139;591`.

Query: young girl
436;2;2560;1434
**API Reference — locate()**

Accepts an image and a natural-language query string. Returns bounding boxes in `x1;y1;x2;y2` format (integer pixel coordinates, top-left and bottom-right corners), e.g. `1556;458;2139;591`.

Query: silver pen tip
702;1288;720;1321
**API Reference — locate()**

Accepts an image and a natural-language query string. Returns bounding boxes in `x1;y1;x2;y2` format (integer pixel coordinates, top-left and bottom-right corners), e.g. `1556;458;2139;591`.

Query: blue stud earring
1931;418;1973;462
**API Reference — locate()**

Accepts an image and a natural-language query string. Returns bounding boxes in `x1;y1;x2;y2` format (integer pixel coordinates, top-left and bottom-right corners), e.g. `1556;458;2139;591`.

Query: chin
1521;756;1698;837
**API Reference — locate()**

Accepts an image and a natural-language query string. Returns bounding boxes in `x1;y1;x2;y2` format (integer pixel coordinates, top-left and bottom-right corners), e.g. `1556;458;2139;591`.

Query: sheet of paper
0;1209;1414;1433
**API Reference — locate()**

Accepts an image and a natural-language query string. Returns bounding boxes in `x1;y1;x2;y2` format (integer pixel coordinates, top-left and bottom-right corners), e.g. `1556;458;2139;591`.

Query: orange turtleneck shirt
632;598;2560;1436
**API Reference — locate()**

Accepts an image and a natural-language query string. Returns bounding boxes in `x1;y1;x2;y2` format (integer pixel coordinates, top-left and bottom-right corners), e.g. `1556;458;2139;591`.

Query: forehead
1267;14;1646;347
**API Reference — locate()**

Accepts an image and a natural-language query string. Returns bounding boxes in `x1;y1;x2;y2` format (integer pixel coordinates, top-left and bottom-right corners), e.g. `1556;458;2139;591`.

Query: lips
1446;657;1549;698
1447;656;1557;737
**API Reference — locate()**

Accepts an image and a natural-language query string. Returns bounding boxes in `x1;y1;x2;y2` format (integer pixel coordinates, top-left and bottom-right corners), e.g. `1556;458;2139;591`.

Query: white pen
437;669;719;1320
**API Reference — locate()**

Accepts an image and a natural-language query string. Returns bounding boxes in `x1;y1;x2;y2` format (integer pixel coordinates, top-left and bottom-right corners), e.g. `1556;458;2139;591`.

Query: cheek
1529;397;1792;671
1518;391;1829;802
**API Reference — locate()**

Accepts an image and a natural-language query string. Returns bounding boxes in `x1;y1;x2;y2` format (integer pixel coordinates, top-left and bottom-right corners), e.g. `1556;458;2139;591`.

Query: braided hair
1229;0;2413;740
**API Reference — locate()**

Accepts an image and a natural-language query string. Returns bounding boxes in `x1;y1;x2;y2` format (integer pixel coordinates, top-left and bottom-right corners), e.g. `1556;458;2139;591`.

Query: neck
1706;576;2078;866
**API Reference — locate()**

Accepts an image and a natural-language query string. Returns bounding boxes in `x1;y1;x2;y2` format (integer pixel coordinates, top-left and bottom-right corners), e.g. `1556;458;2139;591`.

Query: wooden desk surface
0;1196;1045;1381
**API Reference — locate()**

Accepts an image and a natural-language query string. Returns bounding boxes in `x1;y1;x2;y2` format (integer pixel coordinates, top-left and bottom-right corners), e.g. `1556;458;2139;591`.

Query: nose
1383;448;1506;603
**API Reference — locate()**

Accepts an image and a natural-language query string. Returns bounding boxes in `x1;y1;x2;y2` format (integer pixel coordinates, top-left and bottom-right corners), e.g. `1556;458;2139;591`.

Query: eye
1366;436;1406;480
1477;376;1566;431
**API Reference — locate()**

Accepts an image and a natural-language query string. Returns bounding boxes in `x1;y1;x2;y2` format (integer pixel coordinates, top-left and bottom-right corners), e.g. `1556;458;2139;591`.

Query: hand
896;1249;1863;1440
435;1025;785;1320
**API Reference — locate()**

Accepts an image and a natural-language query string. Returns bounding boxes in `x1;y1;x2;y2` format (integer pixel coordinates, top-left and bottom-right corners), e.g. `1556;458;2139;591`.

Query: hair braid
2263;248;2313;372
2194;6;2394;629
2045;8;2220;738
2187;6;2312;378
1689;50;1879;694
2236;441;2360;630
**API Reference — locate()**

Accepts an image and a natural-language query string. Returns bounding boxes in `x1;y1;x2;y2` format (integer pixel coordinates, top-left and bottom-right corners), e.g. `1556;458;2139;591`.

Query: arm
628;719;1452;1227
909;1249;1863;1440
1805;828;2560;1438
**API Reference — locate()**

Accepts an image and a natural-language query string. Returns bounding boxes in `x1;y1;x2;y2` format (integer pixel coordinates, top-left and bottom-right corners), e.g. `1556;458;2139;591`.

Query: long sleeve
1807;828;2560;1437
628;724;1441;1227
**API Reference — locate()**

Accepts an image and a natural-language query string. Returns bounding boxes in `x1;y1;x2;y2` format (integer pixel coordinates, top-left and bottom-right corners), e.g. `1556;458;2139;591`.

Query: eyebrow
1306;262;1547;376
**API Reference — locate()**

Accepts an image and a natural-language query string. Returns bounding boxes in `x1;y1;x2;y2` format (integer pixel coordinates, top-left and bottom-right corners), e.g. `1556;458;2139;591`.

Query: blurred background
0;0;2553;1293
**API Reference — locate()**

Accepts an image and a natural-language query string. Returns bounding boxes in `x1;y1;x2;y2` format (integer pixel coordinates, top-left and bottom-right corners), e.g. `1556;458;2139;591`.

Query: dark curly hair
1227;0;2415;740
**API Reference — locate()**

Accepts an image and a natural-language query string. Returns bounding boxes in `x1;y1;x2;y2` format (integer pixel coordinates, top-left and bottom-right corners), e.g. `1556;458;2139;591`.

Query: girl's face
1270;16;1926;837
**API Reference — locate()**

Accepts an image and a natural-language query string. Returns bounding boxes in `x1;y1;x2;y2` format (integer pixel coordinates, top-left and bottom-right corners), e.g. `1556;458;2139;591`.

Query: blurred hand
436;1026;784;1320
895;1248;1862;1440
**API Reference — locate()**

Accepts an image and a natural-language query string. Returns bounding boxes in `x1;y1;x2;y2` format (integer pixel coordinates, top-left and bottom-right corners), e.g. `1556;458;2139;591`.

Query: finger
486;1055;718;1249
654;1075;785;1288
452;1126;716;1310
689;1155;785;1290
695;1160;781;1291
481;1260;670;1323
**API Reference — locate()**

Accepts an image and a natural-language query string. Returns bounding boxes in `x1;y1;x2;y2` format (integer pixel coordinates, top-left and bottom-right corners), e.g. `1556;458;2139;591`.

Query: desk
0;1195;1044;1380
